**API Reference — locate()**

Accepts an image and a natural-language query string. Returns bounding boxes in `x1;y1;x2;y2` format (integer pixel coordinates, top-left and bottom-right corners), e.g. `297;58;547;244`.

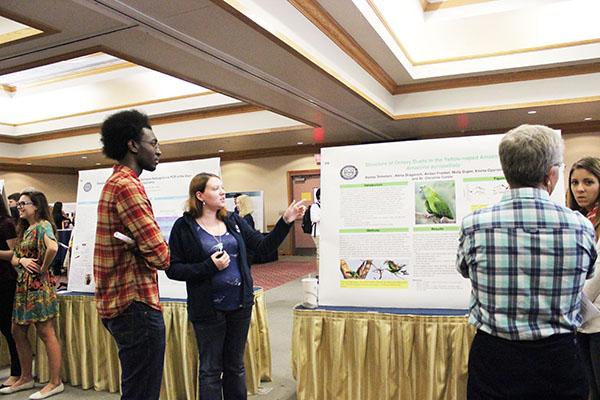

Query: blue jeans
193;306;253;400
102;302;166;400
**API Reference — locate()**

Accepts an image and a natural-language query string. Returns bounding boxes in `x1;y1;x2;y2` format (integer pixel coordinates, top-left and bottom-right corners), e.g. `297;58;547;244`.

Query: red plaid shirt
93;165;170;319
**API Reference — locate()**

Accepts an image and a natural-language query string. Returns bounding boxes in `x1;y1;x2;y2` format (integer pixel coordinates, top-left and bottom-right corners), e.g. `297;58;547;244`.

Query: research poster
67;158;221;298
319;132;565;309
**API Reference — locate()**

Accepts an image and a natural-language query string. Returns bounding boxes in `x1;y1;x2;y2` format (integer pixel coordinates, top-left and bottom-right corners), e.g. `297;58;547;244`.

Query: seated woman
166;172;304;400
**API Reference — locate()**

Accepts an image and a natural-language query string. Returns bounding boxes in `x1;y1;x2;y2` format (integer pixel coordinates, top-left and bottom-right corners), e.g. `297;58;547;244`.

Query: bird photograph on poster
415;181;456;224
340;258;410;280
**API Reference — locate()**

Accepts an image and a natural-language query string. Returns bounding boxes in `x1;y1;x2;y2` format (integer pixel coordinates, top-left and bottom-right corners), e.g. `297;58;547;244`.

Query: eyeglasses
16;201;34;208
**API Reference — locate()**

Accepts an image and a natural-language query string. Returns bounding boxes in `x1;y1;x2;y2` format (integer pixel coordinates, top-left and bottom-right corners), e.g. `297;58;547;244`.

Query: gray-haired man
457;125;597;399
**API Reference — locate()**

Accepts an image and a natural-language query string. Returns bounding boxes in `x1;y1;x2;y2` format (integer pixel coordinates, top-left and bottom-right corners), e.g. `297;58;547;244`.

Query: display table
0;325;36;369
33;289;271;399
0;337;9;368
291;306;475;400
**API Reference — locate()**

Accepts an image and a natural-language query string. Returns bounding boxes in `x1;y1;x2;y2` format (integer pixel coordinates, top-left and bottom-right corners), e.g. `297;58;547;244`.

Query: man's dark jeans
468;329;588;400
102;301;166;400
578;332;600;400
193;306;253;400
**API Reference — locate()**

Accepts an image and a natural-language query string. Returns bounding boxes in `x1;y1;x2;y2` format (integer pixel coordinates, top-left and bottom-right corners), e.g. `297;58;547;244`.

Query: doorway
288;169;320;255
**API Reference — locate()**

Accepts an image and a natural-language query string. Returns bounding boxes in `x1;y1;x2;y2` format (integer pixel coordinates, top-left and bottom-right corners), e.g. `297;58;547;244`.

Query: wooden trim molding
151;104;261;126
408;119;600;141
551;120;600;135
0;135;20;144
392;95;600;120
0;103;264;144
394;63;600;94
0;47;106;77
289;0;396;93
287;0;600;96
0;27;42;45
1;84;17;93
367;0;600;66
0;8;57;49
169;145;325;164
161;125;309;146
424;0;493;12
19;61;136;91
0;90;218;127
5;91;214;127
0;163;77;175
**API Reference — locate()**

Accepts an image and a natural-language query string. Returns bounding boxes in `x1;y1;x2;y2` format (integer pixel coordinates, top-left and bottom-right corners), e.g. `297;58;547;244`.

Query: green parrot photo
420;185;454;220
383;260;408;277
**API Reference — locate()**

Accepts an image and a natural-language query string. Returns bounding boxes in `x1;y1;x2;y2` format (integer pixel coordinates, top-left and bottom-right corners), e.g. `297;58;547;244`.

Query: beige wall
0;154;319;223
564;132;600;173
221;154;319;225
0;171;78;203
0;132;596;221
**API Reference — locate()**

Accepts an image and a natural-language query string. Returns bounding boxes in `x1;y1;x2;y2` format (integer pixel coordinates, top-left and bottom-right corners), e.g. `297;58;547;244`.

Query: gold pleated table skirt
0;334;10;367
0;325;36;368
32;290;271;399
292;308;476;400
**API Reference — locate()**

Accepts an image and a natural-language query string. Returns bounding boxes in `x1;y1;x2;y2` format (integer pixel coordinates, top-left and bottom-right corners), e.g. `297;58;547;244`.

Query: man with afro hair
93;109;170;400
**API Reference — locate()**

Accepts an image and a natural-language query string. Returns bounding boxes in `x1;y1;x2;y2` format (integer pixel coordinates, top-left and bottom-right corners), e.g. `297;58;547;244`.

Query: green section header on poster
413;226;460;232
340;181;409;188
340;280;409;289
339;228;410;233
463;176;505;182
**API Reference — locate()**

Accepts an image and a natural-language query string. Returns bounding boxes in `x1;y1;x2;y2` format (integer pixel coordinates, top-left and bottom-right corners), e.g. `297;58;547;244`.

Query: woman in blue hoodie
167;172;305;400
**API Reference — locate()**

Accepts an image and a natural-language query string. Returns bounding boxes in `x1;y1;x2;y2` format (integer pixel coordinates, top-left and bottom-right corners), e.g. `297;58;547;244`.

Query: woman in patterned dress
0;190;63;398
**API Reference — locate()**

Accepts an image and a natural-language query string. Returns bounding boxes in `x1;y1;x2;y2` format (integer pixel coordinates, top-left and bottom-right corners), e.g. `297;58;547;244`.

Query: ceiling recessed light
95;163;101;166
81;156;88;159
527;110;537;114
26;162;32;165
584;117;592;121
218;149;224;153
297;141;304;145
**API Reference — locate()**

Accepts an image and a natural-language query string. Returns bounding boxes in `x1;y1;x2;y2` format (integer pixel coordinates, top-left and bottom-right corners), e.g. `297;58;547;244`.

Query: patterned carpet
251;257;317;291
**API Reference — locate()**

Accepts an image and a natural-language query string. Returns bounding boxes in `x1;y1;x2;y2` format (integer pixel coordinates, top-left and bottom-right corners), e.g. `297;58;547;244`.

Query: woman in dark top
0;196;20;388
166;172;305;400
51;202;71;229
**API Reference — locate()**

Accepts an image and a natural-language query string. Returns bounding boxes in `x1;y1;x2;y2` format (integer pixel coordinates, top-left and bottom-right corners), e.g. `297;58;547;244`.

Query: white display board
319;132;565;309
67;158;221;298
225;191;265;232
